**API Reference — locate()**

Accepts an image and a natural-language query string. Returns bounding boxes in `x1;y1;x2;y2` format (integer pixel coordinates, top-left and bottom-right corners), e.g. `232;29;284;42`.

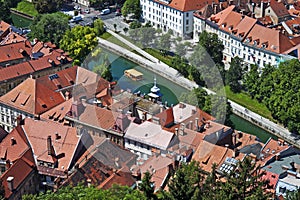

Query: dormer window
222;23;227;28
229;26;233;30
261;42;268;48
253;39;259;46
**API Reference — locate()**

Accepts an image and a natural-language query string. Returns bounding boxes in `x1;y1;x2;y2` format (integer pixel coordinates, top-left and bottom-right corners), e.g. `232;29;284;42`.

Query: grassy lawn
14;0;38;17
225;86;274;121
100;32;135;52
143;48;173;66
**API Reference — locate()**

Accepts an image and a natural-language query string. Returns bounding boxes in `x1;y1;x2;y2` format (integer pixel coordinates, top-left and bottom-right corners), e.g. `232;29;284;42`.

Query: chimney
233;133;237;147
214;4;218;14
152;116;160;125
142;112;147;121
189;120;193;130
87;179;92;187
175;128;179;135
47;135;52;155
16;115;24;126
65;91;70;100
233;148;238;158
5;160;11;169
276;153;280;161
179;123;185;136
205;121;211;129
7;176;14;191
55;132;60;140
160;105;164;113
10;137;16;146
195;117;199;130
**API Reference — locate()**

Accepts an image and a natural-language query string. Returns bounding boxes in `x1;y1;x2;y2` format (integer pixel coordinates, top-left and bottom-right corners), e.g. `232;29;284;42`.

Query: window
186;12;189;17
1;166;5;173
186;19;189;25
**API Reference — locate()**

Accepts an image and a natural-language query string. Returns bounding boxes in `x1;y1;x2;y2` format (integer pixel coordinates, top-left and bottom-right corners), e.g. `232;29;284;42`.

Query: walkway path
98;30;299;148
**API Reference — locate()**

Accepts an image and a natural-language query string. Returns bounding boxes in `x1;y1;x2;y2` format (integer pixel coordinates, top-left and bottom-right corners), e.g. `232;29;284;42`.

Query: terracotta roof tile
0;78;65;115
193;140;244;172
0;41;32;64
0;62;34;82
0;126;30;162
155;0;219;12
0;21;10;37
1;149;36;199
155;107;174;127
22;118;79;171
0;31;26;45
269;0;290;17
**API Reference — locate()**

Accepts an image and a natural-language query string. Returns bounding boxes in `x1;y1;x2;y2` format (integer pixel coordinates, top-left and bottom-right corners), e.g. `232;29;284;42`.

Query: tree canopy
33;0;63;14
93;19;106;36
121;0;141;19
60;26;98;63
0;1;11;23
28;13;69;46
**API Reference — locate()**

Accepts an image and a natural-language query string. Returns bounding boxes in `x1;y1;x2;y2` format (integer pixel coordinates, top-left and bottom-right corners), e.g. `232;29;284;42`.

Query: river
86;47;276;143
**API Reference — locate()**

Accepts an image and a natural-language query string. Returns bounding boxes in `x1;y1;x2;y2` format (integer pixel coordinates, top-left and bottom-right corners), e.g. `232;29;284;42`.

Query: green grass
143;48;173;66
225;86;274;121
100;32;134;51
14;0;38;17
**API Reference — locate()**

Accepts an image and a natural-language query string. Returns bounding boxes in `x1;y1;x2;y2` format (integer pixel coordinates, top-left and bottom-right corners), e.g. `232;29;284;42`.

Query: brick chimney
47;136;53;156
179;123;185;136
7;176;14;191
195;117;199;130
16;115;24;126
189;120;193;130
175;128;179;136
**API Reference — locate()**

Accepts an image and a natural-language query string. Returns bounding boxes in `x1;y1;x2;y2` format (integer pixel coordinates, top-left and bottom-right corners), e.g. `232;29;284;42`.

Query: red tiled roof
37;66;77;91
0;41;32;63
0;32;26;45
0;78;65;115
269;0;290;17
1;148;36;199
0;62;34;82
261;170;279;189
0;21;10;37
0;126;30;162
22;118;79;171
155;107;174;127
155;0;219;12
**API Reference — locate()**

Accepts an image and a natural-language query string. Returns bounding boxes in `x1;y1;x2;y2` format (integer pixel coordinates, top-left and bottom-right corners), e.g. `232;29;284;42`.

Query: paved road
98;30;299;147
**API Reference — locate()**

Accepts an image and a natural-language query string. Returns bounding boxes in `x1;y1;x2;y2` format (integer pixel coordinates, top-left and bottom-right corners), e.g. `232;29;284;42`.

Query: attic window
253;39;259;46
11;92;21;103
228;26;233;30
21;94;31;106
261;42;268;48
222;23;227;28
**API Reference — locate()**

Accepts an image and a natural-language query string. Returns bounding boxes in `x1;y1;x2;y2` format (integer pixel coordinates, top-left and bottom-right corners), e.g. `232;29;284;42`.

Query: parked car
74;5;80;10
84;8;90;14
100;8;110;15
70;15;83;23
115;9;121;16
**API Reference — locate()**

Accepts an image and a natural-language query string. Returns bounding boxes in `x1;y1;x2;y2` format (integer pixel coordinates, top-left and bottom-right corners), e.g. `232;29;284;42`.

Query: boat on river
124;69;143;81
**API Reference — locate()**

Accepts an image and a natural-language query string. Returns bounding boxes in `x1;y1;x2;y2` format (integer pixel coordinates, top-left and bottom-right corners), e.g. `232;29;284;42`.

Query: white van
100;8;110;15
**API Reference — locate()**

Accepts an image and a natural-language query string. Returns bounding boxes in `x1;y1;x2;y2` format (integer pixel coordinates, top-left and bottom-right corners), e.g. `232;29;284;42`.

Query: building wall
140;0;194;37
75;0;90;7
7;170;40;200
0;104;34;132
124;138;153;160
193;17;281;69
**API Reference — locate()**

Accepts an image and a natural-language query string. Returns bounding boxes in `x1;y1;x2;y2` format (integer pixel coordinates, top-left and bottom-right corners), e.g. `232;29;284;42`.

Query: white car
84;9;90;14
74;5;80;10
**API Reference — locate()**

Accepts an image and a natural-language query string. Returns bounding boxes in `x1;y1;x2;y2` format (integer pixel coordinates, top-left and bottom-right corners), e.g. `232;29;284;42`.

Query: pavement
98;28;299;148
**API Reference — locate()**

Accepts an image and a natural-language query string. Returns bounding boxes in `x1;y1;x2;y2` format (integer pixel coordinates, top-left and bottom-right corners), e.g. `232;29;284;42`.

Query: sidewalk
98;31;298;147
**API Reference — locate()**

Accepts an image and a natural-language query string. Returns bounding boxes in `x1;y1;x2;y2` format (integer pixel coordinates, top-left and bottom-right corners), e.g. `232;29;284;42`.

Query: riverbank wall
10;9;34;20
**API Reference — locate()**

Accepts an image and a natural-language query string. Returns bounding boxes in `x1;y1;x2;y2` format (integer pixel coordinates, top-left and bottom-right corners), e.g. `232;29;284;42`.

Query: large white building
140;0;215;37
193;5;297;68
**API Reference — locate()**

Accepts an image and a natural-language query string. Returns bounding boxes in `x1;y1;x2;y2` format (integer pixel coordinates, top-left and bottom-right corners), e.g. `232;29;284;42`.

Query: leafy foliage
33;0;63;14
93;19;105;36
225;57;246;93
139;171;156;200
121;0;141;19
0;1;11;23
93;54;113;81
60;26;98;63
28;13;69;45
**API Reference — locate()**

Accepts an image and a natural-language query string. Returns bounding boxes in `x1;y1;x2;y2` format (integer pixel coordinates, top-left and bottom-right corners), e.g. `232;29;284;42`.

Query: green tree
139;171;156;200
121;0;141;19
175;42;187;57
244;64;260;98
93;54;113;81
129;21;142;29
0;1;11;23
155;33;171;55
221;157;270;200
60;26;98;63
198;30;224;65
167;161;204;200
113;23;117;32
4;0;21;8
28;13;69;45
93;19;105;36
226;57;246;93
123;27;129;34
33;0;63;13
286;188;300;200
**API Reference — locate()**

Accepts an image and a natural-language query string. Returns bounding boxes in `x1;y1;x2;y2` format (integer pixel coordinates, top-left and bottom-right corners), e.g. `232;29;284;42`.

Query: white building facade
193;6;296;69
140;0;206;37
